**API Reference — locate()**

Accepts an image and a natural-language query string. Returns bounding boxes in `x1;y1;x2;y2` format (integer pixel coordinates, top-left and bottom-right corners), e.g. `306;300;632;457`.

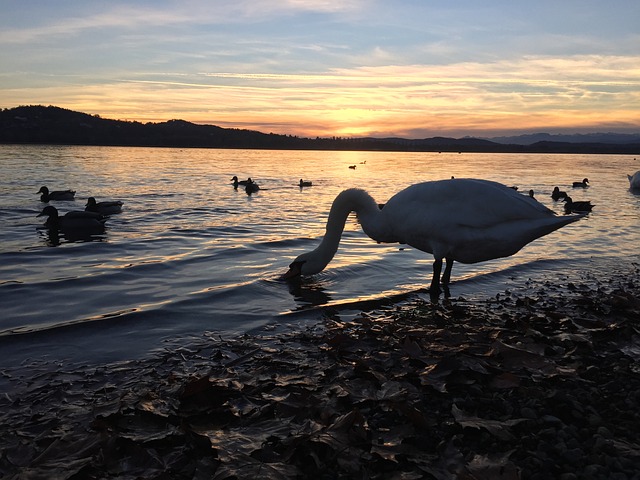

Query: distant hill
0;105;308;150
1;105;639;154
484;132;640;145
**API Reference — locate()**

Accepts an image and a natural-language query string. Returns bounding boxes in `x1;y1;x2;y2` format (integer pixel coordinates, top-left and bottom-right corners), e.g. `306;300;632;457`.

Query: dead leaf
452;404;526;441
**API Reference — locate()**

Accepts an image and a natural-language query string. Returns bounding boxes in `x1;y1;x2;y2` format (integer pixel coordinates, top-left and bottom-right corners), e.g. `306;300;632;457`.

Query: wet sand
1;265;639;479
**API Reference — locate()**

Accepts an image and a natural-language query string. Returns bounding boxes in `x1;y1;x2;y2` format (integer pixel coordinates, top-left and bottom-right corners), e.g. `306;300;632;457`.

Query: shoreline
1;265;639;479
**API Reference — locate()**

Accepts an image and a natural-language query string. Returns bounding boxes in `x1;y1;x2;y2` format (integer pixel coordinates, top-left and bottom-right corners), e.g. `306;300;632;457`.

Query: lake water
1;145;639;377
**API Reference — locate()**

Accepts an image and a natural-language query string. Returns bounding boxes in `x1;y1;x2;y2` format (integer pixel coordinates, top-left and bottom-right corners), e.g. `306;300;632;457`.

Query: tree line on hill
1;105;638;154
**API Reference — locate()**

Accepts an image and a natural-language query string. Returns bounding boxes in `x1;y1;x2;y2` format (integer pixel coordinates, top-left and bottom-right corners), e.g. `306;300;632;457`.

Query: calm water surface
1;145;639;375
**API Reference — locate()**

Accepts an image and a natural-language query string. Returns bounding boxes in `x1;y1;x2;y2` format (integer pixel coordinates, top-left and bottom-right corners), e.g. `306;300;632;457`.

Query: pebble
597;426;613;439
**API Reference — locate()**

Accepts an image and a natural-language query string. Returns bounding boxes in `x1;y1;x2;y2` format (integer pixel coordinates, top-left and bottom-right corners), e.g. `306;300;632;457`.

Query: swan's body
282;178;584;293
563;196;594;213
38;205;107;232
85;197;123;215
628;171;640;191
38;186;76;202
572;178;589;188
551;186;567;200
232;176;252;188
299;179;313;187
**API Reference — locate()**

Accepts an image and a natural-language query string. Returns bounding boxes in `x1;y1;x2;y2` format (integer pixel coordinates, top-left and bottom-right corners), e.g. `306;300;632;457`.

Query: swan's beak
280;261;303;280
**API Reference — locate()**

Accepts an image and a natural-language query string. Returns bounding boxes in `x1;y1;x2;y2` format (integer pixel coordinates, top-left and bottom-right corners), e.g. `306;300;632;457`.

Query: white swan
628;171;640;191
282;178;584;293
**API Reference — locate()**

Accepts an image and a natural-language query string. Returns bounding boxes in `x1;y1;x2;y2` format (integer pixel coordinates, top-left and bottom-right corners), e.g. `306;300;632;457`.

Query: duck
348;165;356;169
37;205;107;232
572;178;589;188
551;186;568;200
628;171;640;191
299;179;313;187
563;196;594;214
37;186;76;202
245;179;260;195
85;197;123;215
281;178;584;295
232;176;252;188
528;189;535;198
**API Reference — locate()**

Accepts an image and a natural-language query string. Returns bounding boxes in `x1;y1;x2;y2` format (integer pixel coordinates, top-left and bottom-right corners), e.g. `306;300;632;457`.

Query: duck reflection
39;227;106;247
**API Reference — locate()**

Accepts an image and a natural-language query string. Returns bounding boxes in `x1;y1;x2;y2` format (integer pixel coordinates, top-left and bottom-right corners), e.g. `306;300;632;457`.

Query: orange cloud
2;55;638;138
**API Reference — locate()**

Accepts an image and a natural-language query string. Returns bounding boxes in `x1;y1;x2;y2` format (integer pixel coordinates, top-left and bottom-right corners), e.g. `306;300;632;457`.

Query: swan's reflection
286;277;333;308
285;276;452;315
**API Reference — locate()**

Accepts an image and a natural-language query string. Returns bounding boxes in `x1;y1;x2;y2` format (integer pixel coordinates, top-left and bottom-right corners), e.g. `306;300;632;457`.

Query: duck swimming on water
37;205;107;232
563;196;594;214
572;178;589;188
85;197;123;215
232;176;252;188
245;179;260;195
299;179;313;187
37;186;76;202
281;178;584;295
551;186;568;200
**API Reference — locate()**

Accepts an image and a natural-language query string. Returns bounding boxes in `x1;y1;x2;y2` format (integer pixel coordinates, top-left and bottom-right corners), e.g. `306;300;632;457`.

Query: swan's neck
310;188;390;267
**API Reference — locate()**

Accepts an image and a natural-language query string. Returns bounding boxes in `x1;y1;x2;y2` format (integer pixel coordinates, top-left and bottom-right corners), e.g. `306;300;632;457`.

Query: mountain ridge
2;105;639;154
481;132;640;145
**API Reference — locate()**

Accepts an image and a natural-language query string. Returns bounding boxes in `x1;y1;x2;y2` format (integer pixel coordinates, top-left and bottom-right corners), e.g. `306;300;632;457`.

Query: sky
1;0;639;139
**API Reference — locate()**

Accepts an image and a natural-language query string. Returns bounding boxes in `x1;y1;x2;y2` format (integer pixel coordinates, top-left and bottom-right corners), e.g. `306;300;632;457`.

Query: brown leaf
489;372;521;389
451;404;526;441
328;409;364;431
402;336;423;359
490;340;556;376
465;451;520;480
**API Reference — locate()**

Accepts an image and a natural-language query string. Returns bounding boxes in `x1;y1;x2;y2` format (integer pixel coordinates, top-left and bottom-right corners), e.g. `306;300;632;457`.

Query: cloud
3;52;638;138
1;0;638;139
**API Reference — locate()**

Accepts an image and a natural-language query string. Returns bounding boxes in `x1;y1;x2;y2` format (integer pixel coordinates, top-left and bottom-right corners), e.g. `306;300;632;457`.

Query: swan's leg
430;258;443;292
441;258;454;286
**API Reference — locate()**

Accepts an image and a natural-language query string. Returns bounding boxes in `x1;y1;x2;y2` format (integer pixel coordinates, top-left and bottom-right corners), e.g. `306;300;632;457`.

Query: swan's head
281;251;328;280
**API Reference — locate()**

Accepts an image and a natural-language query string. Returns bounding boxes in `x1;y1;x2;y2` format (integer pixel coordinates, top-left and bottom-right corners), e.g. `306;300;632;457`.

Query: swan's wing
384;179;578;262
387;179;554;228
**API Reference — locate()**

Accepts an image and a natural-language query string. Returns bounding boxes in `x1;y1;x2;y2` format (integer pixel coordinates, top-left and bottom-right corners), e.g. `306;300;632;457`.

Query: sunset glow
1;1;639;138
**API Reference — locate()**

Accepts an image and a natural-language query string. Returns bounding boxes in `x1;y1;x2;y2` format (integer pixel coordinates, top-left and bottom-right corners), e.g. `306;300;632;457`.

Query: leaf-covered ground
2;266;640;479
